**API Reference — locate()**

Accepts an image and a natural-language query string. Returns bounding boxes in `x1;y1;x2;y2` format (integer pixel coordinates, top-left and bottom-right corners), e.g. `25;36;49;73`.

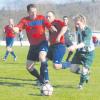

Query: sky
0;0;92;8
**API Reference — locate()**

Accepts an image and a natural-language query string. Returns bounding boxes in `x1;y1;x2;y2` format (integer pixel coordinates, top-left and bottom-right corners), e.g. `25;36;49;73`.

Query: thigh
47;46;54;61
6;37;14;47
53;44;66;64
83;51;95;68
71;50;81;64
39;41;49;61
27;46;39;61
39;40;48;52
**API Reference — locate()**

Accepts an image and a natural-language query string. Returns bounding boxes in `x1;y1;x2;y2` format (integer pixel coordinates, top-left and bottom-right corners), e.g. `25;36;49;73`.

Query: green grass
0;46;100;100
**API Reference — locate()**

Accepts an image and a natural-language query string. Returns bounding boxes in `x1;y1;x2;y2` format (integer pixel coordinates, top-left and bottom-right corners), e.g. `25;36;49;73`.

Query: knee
53;64;61;70
7;47;12;52
82;67;89;75
39;51;47;62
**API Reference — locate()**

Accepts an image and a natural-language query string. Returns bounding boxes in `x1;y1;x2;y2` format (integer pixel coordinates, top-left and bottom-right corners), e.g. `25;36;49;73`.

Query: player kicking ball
13;4;57;86
68;15;95;89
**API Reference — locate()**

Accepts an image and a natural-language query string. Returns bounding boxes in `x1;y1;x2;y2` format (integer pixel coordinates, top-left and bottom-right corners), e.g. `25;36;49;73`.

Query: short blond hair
74;14;86;24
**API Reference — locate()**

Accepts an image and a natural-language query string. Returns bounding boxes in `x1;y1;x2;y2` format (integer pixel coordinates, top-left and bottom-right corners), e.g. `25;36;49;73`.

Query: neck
81;24;86;30
9;24;14;28
29;14;37;20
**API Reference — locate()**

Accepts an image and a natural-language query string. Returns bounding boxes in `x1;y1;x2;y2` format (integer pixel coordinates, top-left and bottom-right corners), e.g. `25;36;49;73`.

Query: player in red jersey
3;18;16;61
13;4;57;85
47;11;71;70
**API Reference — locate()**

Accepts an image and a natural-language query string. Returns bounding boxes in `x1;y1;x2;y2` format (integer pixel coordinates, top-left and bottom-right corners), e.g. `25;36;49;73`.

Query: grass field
0;46;100;100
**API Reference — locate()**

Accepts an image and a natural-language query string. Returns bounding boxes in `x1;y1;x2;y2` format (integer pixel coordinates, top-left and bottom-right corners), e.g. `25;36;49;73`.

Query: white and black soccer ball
40;83;53;96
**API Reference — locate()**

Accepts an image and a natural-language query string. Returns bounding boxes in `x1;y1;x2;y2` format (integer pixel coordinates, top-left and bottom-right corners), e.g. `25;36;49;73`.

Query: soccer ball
40;83;53;96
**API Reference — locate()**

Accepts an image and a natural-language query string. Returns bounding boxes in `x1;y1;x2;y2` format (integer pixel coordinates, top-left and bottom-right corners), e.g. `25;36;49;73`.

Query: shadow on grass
0;77;33;81
2;62;25;65
29;93;42;96
0;77;38;87
53;84;75;89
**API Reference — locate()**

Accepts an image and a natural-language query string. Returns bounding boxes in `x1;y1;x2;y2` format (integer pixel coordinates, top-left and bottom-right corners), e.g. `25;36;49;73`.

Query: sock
10;51;16;58
40;61;49;82
4;50;9;59
66;51;73;61
62;61;71;69
79;74;89;85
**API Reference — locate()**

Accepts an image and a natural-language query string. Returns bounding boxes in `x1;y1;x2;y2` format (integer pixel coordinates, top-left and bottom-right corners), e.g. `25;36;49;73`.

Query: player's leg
26;45;44;84
66;51;73;61
39;41;49;83
26;60;43;83
70;50;82;74
78;51;94;89
3;37;10;60
9;38;16;61
53;44;71;69
78;66;89;89
70;64;81;74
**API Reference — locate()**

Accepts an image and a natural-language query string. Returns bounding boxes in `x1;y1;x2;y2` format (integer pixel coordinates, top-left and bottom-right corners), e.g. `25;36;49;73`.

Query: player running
47;11;71;70
68;15;95;89
13;4;57;85
3;18;17;61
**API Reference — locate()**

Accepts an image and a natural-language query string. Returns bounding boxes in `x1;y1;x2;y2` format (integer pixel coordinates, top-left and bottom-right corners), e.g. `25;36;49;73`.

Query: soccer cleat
77;85;83;90
3;58;6;61
14;57;17;61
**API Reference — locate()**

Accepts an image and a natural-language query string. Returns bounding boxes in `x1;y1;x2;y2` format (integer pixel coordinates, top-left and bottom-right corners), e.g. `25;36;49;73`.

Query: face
28;7;37;17
75;20;83;29
9;19;14;26
47;12;55;22
63;17;68;25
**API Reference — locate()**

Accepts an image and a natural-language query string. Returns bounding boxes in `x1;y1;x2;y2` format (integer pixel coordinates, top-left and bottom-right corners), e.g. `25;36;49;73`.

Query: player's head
74;14;86;29
63;16;69;25
9;18;14;26
47;11;55;22
27;4;37;17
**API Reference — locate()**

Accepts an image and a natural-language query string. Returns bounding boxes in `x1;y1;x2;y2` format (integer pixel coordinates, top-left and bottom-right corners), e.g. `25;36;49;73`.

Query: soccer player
47;11;71;70
3;18;17;61
68;15;95;89
63;16;74;62
13;4;57;85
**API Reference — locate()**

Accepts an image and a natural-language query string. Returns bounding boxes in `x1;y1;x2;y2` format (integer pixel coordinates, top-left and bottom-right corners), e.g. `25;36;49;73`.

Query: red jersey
17;15;52;45
49;19;65;45
4;25;15;38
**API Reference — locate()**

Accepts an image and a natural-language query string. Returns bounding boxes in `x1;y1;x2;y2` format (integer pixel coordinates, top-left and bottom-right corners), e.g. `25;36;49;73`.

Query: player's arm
13;18;25;34
68;28;91;51
56;26;68;43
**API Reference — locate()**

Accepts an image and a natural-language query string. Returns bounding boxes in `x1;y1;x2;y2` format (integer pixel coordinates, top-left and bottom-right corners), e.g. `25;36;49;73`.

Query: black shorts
27;41;48;61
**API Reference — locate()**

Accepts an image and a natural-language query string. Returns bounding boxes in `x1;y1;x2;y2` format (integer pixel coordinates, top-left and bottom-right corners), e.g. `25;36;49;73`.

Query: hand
51;26;57;32
56;37;60;43
68;45;77;52
13;27;19;33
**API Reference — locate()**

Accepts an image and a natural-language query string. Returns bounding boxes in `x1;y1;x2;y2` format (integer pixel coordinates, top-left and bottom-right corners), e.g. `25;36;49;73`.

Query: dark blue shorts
27;41;48;61
47;43;66;64
6;37;14;47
